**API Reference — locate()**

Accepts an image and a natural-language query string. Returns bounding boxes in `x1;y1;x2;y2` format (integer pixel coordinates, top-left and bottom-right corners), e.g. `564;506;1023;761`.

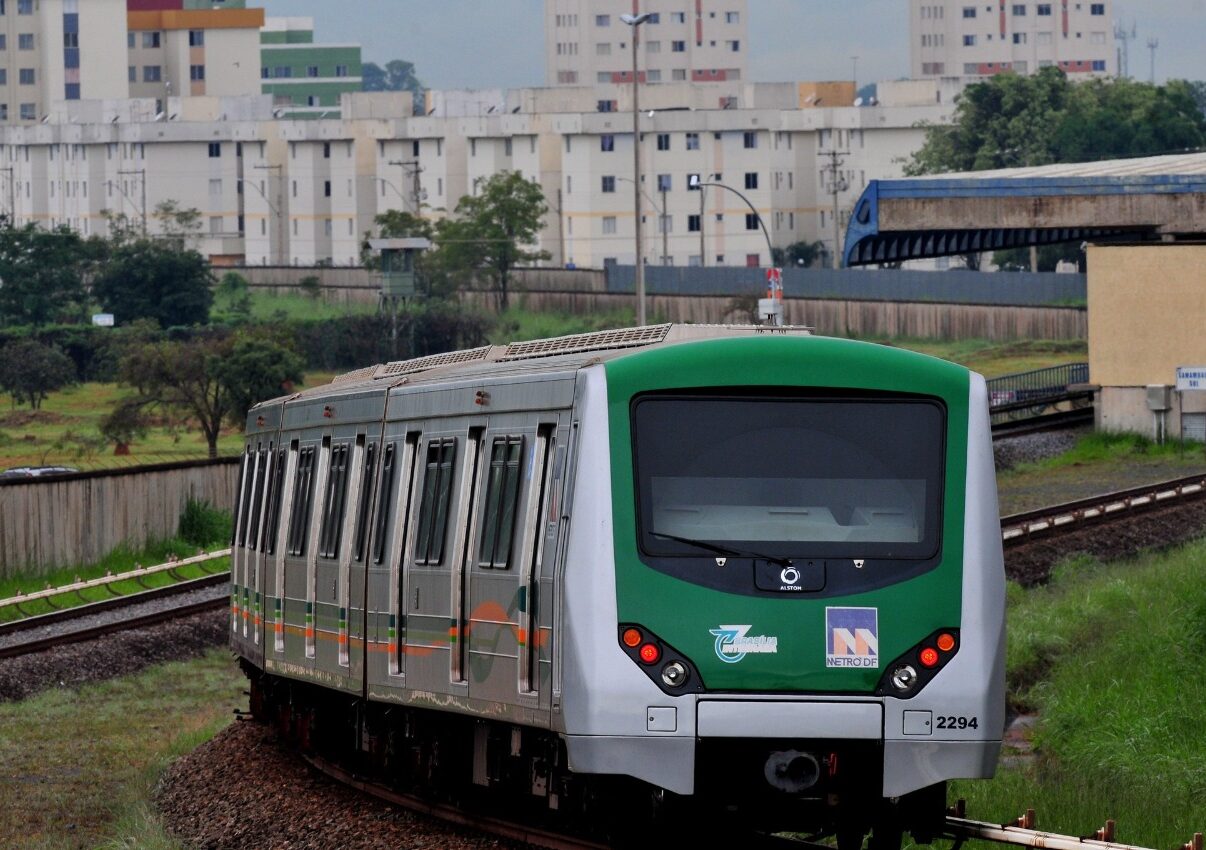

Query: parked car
0;466;80;480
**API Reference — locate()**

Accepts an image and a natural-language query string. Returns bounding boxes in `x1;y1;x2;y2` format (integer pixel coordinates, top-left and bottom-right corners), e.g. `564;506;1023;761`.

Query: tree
117;333;303;459
773;240;826;269
907;69;1206;176
98;400;149;454
0;339;77;409
435;171;550;310
362;60;423;94
0;223;97;327
215;271;253;320
91;238;214;327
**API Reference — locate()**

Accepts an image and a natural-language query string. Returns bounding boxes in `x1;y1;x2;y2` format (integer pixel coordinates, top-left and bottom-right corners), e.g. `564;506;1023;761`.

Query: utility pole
388;159;424;215
254;164;284;265
1114;21;1136;78
698;183;706;267
660;186;668;265
1147;38;1159;83
823;149;850;269
117;168;147;234
629;20;647;324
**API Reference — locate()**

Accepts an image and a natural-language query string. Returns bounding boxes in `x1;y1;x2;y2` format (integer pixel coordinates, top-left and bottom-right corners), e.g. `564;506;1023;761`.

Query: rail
0;549;231;616
1001;473;1206;545
945;802;1202;850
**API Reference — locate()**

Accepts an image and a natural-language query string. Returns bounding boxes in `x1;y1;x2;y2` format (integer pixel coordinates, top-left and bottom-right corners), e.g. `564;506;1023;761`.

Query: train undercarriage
243;660;946;849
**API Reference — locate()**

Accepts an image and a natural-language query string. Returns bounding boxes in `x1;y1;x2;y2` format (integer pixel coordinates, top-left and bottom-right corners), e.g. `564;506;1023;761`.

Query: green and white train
230;324;1005;846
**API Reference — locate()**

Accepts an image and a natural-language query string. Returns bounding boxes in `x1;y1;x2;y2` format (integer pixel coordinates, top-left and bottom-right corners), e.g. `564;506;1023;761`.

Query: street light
689;175;774;267
622;11;651;325
616;176;667;266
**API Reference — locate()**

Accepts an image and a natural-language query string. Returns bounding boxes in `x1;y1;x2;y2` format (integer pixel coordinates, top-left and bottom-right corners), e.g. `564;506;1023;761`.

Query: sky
259;1;1205;90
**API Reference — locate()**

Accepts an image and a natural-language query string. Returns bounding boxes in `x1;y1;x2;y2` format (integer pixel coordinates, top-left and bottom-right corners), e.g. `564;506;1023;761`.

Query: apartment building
0;0;128;123
546;0;748;87
126;0;263;107
911;0;1116;78
260;17;362;119
0;84;946;269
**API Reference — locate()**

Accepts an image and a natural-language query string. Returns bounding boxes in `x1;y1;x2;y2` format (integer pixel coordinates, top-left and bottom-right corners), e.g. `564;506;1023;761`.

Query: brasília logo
710;624;779;663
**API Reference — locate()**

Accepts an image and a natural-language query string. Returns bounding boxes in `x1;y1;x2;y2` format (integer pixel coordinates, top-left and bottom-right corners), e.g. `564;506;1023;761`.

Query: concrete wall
1088;243;1206;438
0;459;238;578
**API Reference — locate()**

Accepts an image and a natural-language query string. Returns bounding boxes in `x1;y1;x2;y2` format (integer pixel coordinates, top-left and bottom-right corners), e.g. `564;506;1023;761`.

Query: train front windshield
632;395;946;562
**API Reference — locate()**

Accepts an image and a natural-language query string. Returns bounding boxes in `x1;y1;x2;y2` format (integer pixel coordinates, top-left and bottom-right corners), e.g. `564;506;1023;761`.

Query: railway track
991;405;1094;439
0;552;230;660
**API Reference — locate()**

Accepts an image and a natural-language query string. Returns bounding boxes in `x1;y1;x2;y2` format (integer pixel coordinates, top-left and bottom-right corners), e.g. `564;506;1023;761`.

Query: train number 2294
936;715;978;730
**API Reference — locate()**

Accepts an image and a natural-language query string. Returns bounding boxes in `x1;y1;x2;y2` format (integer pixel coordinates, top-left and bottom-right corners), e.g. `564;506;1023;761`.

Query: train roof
253;323;815;410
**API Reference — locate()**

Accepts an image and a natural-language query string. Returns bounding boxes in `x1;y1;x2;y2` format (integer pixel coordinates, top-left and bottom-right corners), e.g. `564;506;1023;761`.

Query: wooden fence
464;291;1087;341
0;458;239;579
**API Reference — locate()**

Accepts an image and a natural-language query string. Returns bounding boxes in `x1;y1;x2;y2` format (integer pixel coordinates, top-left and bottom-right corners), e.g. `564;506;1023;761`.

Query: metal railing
987;362;1089;410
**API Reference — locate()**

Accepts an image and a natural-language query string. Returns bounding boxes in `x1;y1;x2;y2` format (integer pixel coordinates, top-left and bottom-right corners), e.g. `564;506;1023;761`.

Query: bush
178;498;232;548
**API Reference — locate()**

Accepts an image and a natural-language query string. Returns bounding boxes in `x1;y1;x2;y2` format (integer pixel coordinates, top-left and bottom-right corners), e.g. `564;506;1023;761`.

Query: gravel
0;609;228;702
994;429;1084;471
157;720;528;850
1004;497;1206;586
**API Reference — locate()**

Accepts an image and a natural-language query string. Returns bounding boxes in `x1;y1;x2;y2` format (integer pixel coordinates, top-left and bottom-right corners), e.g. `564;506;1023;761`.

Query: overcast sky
260;1;1205;89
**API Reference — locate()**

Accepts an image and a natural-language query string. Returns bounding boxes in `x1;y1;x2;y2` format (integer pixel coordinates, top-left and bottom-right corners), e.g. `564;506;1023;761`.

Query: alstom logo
826;607;880;669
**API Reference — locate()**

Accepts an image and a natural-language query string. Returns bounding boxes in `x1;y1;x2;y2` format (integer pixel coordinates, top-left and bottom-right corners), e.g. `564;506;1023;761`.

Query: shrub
178;497;232;548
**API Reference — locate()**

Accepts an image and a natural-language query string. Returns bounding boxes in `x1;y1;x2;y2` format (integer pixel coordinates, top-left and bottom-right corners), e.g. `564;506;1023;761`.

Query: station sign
91;313;114;327
1176;366;1206;391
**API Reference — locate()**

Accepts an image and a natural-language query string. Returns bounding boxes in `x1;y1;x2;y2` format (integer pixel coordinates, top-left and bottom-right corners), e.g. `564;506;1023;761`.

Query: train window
371;443;398;564
318;443;351;559
414;438;457;565
477;436;524;569
286;446;317;557
632;396;945;562
265;449;287;554
352;443;378;562
232;449;249;546
247;448;270;551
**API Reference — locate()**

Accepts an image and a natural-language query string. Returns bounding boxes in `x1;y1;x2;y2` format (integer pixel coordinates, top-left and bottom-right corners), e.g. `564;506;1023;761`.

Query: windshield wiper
650;532;791;567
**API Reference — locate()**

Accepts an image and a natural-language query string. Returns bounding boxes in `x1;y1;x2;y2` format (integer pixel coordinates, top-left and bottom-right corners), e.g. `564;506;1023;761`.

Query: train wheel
868;823;903;850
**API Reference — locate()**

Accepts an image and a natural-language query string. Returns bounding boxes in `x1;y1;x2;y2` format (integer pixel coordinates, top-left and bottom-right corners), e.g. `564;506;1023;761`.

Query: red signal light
937;633;956;653
919;647;940;668
639;643;661;664
622;628;642;648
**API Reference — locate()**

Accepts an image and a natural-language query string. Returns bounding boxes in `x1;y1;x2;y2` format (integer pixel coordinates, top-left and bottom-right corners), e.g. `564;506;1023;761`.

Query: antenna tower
1113;21;1137;78
1147;37;1159;83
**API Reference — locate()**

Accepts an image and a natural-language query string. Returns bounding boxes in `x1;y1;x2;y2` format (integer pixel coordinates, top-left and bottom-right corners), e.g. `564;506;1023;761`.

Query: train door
463;415;564;707
401;417;480;697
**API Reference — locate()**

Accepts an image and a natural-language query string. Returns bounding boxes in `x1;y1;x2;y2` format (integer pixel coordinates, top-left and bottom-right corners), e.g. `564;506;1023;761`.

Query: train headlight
891;664;918;692
661;661;689;688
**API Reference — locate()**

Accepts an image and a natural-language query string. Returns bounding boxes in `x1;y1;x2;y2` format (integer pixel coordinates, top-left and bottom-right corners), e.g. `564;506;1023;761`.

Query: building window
17;0;31;13
962;6;977;16
645;40;660;53
964;35;976;46
209;216;222;235
727;40;740;51
274;66;291;78
725;11;740;23
743;131;757;149
602;176;616;193
208;142;221;158
188;29;204;47
127;32;134;49
18;67;33;85
1037;3;1052;14
600;134;615;152
655;174;671;192
142;32;160;49
657;133;670;151
208;178;222;196
597;99;617;112
1013;32;1027;44
129;66;136;82
143;65;161;82
335;64;348;77
672;69;687;81
1090;3;1104;13
647;69;661;82
190;64;205;81
745;214;760;231
307;65;319;77
744;172;758;190
596;42;611;56
1012;4;1026;14
671;40;685;52
602;216;617;234
324;180;331;197
323;141;331;158
1092;59;1107;70
685;132;700;150
596;14;610;26
17;33;32;49
658;214;672;234
688;214;701;232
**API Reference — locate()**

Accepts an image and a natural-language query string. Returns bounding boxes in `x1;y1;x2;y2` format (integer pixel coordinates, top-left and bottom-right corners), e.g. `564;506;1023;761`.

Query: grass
948;538;1206;845
0;650;243;850
997;431;1206;514
857;337;1088;378
211;289;377;323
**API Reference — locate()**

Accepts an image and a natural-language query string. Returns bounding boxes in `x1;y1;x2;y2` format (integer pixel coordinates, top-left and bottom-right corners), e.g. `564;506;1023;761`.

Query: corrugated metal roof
919;152;1206;181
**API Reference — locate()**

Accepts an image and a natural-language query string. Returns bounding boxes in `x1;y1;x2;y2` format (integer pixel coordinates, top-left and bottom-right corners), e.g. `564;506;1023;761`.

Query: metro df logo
825;607;879;669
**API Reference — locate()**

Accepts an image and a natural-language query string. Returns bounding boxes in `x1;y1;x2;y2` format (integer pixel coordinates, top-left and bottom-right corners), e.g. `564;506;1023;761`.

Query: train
229;323;1006;848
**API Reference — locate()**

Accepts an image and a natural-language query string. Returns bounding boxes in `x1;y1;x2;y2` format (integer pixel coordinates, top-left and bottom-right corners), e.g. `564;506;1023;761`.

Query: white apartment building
0;0;128;123
0;85;948;270
546;0;748;87
911;0;1116;78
